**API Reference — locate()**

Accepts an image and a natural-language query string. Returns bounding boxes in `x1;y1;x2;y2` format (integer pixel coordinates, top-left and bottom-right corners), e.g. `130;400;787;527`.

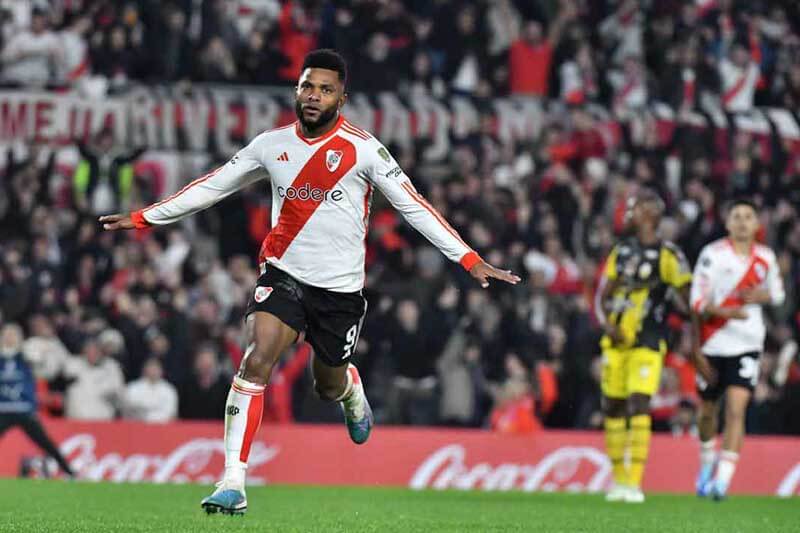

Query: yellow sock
628;414;652;488
604;417;627;485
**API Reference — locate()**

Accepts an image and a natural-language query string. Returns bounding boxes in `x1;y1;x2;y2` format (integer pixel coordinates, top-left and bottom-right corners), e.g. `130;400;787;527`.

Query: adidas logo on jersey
277;152;290;162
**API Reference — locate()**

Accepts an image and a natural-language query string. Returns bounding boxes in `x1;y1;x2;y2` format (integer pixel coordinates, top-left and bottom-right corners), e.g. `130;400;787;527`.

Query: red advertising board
1;419;798;496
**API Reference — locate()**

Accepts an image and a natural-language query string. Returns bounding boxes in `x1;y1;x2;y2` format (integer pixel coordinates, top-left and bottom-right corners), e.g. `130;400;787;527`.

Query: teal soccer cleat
711;478;729;502
696;462;715;497
341;364;373;445
201;482;247;516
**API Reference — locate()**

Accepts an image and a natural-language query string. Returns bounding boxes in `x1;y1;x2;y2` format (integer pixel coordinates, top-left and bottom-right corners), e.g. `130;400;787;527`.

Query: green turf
0;479;796;533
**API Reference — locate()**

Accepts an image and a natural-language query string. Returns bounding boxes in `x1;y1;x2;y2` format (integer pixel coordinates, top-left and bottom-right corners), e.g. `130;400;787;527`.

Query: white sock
715;450;739;488
224;376;266;489
700;439;716;468
334;365;355;403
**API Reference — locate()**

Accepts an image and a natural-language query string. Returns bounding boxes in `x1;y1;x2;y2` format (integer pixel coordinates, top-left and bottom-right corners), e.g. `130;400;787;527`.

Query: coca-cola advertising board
0;419;798;496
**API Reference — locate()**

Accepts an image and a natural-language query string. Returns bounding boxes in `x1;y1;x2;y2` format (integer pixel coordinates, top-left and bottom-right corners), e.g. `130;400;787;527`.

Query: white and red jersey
131;115;481;292
690;238;785;356
719;58;760;112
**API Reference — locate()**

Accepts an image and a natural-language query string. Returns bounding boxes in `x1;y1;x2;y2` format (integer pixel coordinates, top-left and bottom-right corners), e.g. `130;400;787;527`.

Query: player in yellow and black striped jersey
594;189;712;503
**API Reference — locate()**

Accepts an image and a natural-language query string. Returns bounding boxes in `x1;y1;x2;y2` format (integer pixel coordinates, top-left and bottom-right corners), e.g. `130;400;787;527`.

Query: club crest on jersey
638;262;652;279
326;150;343;172
254;286;273;303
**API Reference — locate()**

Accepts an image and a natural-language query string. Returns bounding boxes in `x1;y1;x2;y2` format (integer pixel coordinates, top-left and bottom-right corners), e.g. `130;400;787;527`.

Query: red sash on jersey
614;77;638;108
722;69;750;107
701;255;768;344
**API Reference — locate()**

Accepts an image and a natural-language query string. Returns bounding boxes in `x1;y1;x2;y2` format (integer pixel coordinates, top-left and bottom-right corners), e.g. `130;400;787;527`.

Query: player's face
295;68;346;130
726;204;759;242
624;198;660;232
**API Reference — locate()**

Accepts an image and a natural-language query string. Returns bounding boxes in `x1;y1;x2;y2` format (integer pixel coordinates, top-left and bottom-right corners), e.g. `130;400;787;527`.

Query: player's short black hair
302;49;348;86
635;187;665;213
727;197;758;214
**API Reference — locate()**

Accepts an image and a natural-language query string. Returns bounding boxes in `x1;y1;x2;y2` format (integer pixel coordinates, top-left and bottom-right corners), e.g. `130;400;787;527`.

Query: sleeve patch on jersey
386;166;403;179
378;147;391;163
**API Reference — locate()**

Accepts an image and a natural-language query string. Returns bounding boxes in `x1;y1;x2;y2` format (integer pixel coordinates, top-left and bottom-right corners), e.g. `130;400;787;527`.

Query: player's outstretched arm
99;138;269;231
367;141;520;289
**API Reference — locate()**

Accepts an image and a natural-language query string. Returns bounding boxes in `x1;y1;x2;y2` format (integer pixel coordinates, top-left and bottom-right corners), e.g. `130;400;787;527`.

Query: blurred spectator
508;4;574;96
63;338;124;421
276;0;317;83
719;39;761;113
0;8;59;86
237;27;288;85
72;128;145;215
123;357;178;423
0;323;75;477
178;345;229;420
489;354;540;434
195;36;237;82
58;14;91;84
22;313;70;381
385;299;439;425
149;4;193;82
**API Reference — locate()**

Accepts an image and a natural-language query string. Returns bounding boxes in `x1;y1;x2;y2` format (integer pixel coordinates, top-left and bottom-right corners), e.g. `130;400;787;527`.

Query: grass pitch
0;479;796;532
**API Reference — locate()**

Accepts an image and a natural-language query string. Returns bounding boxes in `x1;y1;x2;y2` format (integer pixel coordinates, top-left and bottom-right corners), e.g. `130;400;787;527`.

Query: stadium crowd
0;0;799;435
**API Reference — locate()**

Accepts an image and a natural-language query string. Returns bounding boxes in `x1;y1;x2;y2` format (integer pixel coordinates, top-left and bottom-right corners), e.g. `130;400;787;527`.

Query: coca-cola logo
58;434;280;484
409;444;611;493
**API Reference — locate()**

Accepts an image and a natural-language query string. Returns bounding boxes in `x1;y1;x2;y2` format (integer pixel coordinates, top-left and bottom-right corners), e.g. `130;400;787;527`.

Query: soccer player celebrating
691;199;785;500
100;49;519;515
595;189;708;504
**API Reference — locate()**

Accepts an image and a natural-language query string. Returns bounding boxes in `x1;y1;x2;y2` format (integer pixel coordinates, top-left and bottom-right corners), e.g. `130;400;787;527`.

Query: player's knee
628;394;650;416
240;342;276;383
725;404;746;426
314;379;343;402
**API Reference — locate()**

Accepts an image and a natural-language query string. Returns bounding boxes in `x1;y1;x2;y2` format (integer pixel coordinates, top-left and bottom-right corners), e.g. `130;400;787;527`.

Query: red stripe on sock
239;392;264;463
348;365;361;386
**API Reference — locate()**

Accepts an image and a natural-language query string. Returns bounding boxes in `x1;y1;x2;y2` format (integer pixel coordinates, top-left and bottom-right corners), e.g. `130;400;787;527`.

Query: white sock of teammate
714;450;739;490
335;367;355;401
223;376;266;490
335;365;363;418
699;438;716;470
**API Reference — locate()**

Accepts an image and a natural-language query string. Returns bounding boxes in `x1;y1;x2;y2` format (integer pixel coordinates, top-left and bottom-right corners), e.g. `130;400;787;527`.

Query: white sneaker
605;484;629;502
201;480;248;515
625;487;645;503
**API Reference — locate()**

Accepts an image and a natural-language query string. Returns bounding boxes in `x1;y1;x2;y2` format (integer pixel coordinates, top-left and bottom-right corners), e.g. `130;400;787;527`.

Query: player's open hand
721;306;749;320
469;261;521;289
739;287;771;305
99;213;135;231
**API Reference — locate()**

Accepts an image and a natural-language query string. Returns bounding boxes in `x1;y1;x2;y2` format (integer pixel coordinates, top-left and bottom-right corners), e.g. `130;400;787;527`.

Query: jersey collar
725;238;754;260
294;114;345;146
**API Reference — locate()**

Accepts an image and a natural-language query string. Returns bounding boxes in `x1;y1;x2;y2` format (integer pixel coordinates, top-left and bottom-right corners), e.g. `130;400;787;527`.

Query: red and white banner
1;88;800;164
1;419;798;496
0;89;551;162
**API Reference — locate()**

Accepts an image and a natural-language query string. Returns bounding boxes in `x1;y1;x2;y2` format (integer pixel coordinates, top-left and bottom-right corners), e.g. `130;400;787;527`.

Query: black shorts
696;352;760;401
245;263;367;367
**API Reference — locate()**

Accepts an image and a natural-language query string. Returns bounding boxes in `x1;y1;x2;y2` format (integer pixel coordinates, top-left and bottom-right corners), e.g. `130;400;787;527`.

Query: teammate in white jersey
99;49;520;515
690;198;785;500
